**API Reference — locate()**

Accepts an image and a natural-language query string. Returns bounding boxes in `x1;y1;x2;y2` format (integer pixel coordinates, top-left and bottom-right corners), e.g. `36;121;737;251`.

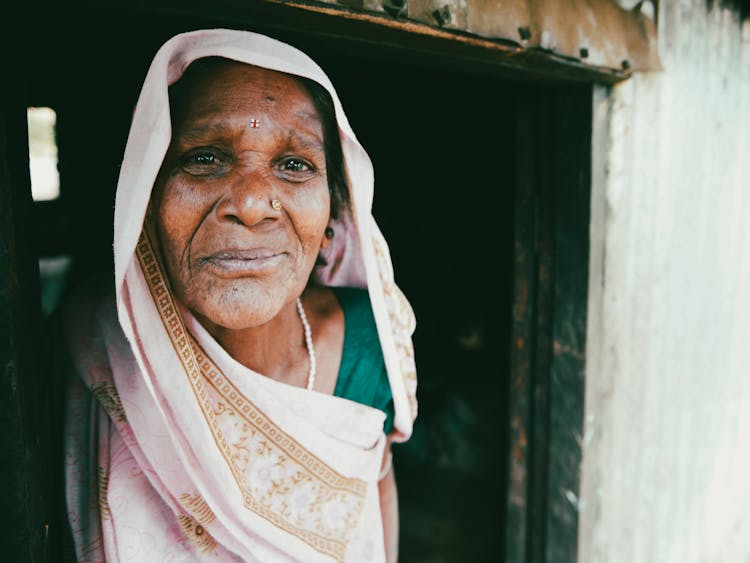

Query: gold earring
271;199;282;211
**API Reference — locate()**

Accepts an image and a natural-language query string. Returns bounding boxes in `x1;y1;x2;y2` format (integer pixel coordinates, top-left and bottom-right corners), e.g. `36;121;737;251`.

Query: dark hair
168;57;349;218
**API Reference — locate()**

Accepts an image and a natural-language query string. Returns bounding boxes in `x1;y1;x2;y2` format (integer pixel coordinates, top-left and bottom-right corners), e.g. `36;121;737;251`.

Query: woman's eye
186;151;221;166
276;157;317;182
283;159;310;172
193;152;216;165
179;150;227;176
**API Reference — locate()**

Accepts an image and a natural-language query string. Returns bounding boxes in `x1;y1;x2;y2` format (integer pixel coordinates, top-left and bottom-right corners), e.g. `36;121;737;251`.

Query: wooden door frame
0;9;62;562
507;86;591;563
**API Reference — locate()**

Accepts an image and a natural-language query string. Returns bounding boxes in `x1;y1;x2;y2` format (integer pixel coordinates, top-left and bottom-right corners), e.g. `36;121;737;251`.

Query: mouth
198;248;286;274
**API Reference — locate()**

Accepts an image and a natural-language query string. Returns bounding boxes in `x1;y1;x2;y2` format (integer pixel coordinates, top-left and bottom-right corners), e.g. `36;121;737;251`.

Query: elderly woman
62;29;418;562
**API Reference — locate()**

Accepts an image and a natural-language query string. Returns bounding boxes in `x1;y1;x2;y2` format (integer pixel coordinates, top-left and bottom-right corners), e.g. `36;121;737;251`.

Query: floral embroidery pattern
196;344;366;557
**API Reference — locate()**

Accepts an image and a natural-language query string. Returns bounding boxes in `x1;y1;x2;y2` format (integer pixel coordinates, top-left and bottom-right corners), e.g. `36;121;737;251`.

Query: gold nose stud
271;199;282;211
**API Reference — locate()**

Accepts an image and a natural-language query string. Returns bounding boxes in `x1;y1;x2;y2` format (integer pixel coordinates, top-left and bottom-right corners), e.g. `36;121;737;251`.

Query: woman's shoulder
58;271;120;356
62;270;115;318
44;272;120;406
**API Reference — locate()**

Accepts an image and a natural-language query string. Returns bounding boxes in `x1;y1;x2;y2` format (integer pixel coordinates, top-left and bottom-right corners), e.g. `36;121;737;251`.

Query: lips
199;248;286;274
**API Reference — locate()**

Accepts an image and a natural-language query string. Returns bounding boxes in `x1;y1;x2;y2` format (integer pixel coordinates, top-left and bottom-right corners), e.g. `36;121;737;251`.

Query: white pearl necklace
296;297;316;391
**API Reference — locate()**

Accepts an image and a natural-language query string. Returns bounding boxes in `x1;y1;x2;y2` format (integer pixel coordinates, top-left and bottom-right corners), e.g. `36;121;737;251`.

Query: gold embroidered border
135;226;365;561
178;514;218;554
192;342;367;496
372;235;419;419
97;466;111;520
180;493;217;526
198;368;364;556
91;382;128;423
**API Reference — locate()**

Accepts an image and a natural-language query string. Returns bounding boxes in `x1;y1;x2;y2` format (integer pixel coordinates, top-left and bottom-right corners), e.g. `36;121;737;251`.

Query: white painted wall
579;1;750;562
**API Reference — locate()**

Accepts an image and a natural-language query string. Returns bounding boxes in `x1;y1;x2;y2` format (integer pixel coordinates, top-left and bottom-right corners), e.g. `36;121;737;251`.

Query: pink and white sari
64;29;417;563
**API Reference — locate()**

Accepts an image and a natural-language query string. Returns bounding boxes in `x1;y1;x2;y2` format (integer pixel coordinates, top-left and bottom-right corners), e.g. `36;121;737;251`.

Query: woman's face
154;61;331;330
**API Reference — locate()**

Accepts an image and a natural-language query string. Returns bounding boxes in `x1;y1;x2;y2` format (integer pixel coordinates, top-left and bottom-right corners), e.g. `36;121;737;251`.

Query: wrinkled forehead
168;58;316;122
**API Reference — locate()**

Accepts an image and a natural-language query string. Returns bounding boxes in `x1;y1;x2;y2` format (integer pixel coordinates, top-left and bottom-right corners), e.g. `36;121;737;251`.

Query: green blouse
331;287;395;434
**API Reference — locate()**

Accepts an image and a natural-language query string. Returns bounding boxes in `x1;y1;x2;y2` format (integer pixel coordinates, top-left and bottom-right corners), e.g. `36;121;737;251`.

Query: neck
196;299;309;387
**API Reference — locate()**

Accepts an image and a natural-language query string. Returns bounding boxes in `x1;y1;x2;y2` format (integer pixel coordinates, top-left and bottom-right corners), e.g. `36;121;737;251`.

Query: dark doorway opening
308;63;591;563
318;57;515;562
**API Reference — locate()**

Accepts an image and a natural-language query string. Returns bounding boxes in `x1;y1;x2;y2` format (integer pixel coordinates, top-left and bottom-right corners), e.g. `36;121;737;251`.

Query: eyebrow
285;129;325;152
294;110;322;123
175;120;237;143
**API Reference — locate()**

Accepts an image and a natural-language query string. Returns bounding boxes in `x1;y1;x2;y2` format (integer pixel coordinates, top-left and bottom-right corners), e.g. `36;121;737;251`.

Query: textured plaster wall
580;1;750;562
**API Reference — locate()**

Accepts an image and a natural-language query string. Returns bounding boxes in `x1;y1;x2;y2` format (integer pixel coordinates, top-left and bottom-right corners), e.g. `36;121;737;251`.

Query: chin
184;286;285;332
194;306;275;332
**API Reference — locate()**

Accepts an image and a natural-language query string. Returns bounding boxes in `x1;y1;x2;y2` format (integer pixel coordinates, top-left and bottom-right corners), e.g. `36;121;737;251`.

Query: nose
215;168;278;227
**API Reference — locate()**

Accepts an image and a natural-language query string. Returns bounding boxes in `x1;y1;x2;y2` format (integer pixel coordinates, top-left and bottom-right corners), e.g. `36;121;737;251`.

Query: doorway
15;6;590;561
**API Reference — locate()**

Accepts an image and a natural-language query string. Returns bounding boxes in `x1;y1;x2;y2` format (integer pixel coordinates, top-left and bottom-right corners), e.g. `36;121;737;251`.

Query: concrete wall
580;1;750;562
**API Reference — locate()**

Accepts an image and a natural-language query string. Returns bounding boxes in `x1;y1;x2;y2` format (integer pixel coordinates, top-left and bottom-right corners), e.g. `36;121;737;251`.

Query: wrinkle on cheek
184;243;194;279
158;183;215;284
157;212;190;283
286;186;330;249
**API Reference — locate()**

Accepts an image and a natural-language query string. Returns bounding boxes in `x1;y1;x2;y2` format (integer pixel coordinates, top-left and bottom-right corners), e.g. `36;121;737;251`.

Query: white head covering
64;28;418;563
114;27;417;439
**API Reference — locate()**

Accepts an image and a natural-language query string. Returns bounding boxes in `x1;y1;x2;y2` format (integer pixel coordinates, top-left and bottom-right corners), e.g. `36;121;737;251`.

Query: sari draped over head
63;29;417;563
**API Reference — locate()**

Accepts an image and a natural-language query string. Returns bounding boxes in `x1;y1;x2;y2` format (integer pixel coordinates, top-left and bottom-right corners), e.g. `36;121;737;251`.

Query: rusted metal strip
294;0;660;76
68;0;639;83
